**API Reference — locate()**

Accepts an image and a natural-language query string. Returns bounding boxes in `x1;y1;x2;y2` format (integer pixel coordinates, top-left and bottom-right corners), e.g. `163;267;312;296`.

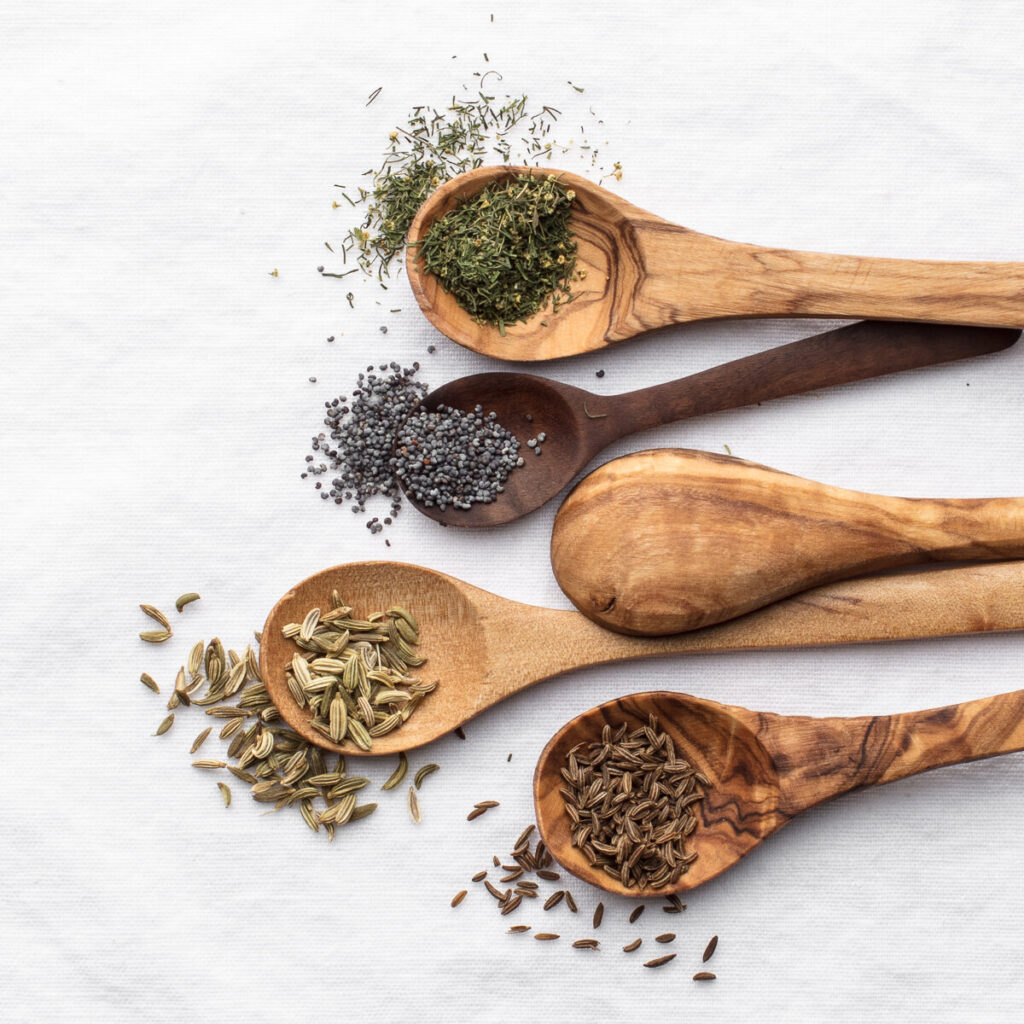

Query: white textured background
3;1;1024;1021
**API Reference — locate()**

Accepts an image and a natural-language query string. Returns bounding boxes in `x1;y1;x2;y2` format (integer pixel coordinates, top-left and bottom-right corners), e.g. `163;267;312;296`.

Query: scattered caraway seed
629;906;645;924
218;782;231;807
175;592;201;613
573;939;600;950
192;760;226;770
408;786;421;823
190;728;212;754
382;752;409;790
140;673;160;694
565;893;578;913
703;936;719;962
537;869;560;881
693;972;716;981
508;925;531;933
560;715;704;889
451;890;468;908
140;604;170;629
476;800;500;808
543;891;564;911
515;824;535;847
472;870;488;883
644;955;676;969
655;933;676;944
467;807;487;821
154;714;174;735
664;894;686;914
534;933;559;941
623;939;642;953
500;895;522;915
414;763;439;789
492;855;501;867
140;630;172;643
593;902;604;928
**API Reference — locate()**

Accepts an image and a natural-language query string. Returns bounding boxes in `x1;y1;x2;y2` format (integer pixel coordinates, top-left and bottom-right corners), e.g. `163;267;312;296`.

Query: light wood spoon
259;560;1024;755
406;165;1024;362
401;321;1017;528
535;687;1024;896
552;449;1024;636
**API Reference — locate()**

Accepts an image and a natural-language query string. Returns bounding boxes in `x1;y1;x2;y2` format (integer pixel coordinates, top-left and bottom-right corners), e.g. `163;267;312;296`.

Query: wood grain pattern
552;448;1024;636
259;560;1024;755
406;165;1024;362
534;688;1024;895
403;322;1017;528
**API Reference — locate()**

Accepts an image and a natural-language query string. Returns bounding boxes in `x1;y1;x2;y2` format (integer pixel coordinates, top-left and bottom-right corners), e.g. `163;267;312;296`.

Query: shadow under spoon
259;560;1024;756
399;320;1017;528
535;686;1024;896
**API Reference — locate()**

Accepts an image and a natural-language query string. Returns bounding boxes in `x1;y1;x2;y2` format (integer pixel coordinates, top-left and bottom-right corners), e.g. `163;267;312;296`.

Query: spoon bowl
407;165;1024;362
401;321;1017;527
259;560;1024;756
535;687;1024;895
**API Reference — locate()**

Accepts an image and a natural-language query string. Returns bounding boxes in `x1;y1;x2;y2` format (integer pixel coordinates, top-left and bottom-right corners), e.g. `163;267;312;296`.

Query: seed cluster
281;596;433;751
307;364;525;527
417;174;580;332
392;404;523;511
560;716;707;889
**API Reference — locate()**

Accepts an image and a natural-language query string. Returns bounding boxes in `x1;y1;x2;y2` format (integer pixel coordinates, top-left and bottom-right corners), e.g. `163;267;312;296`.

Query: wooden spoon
259;560;1024;755
552;448;1024;636
406;165;1024;362
535;687;1024;896
402;321;1018;528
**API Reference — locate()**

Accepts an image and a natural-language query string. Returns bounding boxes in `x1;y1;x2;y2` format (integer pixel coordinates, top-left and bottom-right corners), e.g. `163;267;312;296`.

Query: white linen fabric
2;1;1024;1020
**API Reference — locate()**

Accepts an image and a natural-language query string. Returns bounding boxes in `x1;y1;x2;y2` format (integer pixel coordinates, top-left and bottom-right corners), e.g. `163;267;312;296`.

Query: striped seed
500;868;524;883
623;939;642;952
500;895;522;915
515;824;536;848
702;935;718;962
543;891;564;911
593;902;604;928
644;954;676;968
451;890;468;908
655;933;675;944
534;933;559;941
475;800;500;808
467;807;487;821
190;727;212;754
154;714;174;735
507;925;531;933
140;604;170;629
472;871;488;883
175;592;201;612
192;760;226;769
414;763;439;789
350;803;377;821
693;972;716;981
565;892;578;913
407;786;421;824
218;782;231;807
140;673;160;694
572;939;600;949
629;905;645;924
140;630;172;643
536;870;560;881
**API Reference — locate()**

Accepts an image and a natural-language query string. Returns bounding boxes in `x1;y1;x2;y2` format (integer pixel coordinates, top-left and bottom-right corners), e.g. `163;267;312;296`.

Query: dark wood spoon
406;164;1024;362
535;688;1024;896
400;321;1017;528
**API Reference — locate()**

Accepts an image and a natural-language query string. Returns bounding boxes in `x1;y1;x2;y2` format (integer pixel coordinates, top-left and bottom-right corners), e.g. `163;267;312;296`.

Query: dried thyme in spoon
416;173;579;333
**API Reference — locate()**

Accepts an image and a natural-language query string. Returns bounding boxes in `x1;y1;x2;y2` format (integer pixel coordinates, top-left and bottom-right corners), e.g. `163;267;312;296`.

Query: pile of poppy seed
305;363;523;529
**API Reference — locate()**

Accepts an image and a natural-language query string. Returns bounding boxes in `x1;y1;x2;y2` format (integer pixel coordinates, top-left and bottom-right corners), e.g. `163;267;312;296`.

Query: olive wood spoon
552;448;1024;636
259;560;1024;755
406;165;1024;362
535;687;1024;896
402;321;1017;528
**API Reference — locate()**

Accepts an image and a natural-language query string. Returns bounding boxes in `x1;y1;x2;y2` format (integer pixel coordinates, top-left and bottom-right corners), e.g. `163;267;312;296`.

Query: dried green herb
417;173;578;332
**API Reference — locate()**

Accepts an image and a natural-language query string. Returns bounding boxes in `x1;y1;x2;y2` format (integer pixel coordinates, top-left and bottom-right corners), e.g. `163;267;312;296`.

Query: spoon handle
618;224;1024;336
770;688;1024;819
591;321;1017;438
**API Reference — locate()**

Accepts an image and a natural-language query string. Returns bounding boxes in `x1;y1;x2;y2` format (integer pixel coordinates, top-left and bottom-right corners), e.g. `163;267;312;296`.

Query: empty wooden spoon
552;448;1024;636
406;165;1024;361
401;321;1017;528
259;560;1024;755
535;687;1024;896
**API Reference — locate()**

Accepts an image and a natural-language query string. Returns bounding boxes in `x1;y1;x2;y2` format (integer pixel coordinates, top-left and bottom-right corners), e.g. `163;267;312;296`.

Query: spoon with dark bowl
399;320;1017;528
534;688;1024;896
